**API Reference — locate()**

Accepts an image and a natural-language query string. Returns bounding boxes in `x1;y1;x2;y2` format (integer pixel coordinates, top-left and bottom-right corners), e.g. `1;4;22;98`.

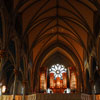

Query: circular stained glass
49;64;67;79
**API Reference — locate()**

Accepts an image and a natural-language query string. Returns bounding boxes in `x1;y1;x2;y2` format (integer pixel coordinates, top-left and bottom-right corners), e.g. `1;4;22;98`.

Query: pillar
90;79;95;100
22;81;26;100
13;69;18;100
47;68;50;89
0;50;7;71
0;83;2;100
67;67;70;88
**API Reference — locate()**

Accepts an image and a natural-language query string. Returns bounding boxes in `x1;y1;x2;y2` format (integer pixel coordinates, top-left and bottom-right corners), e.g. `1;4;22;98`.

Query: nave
0;0;100;100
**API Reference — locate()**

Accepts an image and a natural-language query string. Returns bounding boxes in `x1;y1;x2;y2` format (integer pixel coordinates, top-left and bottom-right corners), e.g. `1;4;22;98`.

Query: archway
40;63;77;93
33;42;83;93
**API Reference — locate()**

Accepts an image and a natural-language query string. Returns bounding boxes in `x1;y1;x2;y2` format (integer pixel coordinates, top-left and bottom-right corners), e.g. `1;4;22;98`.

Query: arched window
49;64;67;79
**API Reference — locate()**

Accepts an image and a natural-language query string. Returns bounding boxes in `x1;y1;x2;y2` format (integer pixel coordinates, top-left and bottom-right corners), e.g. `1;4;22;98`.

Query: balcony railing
0;93;100;100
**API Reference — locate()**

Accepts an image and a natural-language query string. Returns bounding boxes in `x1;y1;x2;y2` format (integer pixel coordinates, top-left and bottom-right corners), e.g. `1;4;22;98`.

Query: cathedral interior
0;0;100;100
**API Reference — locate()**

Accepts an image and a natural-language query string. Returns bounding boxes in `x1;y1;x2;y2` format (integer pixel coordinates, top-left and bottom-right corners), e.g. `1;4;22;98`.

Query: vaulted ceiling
7;0;99;74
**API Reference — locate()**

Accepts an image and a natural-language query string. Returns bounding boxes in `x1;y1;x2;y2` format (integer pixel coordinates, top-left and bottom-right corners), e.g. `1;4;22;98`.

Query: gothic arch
33;41;83;92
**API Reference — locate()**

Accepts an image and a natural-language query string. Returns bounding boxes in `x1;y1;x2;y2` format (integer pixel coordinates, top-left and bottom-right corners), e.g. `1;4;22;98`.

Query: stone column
0;83;2;100
47;68;50;89
13;69;18;100
67;67;70;89
90;79;95;100
0;50;7;71
22;81;26;100
35;72;40;93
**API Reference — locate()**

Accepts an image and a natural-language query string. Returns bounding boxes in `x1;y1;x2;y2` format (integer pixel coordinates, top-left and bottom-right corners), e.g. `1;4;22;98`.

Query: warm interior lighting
56;77;60;88
62;73;67;88
70;72;77;90
50;73;54;88
2;85;6;93
49;64;67;93
40;72;46;91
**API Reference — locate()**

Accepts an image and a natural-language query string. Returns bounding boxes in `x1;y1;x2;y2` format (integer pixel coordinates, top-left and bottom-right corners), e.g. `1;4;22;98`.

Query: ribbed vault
7;0;99;91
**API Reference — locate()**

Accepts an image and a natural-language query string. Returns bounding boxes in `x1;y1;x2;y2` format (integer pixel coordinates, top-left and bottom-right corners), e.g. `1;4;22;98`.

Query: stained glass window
49;64;67;79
